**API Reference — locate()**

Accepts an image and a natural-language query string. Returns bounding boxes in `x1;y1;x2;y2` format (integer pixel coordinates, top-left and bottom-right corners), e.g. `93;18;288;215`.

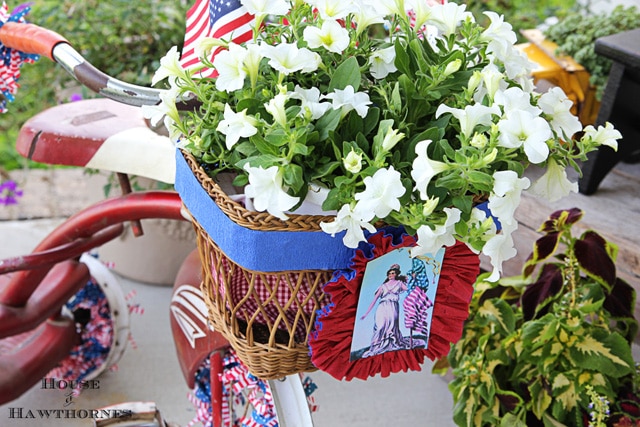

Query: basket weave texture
183;151;333;379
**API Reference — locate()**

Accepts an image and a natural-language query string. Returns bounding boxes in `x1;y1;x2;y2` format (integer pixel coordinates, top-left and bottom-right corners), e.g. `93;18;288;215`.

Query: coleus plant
443;208;639;426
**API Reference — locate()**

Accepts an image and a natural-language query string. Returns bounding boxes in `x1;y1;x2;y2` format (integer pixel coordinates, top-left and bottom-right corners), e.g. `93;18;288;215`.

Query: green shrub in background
465;0;577;41
0;0;189;171
544;5;640;101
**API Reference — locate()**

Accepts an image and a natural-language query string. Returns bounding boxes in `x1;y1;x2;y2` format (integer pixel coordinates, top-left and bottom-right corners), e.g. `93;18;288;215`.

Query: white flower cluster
147;0;621;281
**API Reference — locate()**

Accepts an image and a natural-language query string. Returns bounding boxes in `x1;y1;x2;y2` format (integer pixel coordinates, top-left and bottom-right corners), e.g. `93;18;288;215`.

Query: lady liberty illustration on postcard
350;247;445;362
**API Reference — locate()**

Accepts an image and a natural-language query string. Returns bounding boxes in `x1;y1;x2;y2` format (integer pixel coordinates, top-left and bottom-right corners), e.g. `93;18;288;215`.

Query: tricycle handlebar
0;21;166;107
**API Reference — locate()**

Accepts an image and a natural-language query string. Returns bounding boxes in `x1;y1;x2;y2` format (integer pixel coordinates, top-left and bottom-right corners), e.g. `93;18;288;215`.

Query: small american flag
180;0;254;78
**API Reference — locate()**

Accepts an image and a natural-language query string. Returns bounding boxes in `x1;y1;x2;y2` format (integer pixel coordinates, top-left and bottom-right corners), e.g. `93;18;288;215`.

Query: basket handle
0;22;68;61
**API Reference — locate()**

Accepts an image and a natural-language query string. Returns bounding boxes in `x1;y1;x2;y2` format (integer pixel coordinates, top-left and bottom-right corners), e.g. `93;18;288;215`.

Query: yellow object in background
518;29;601;126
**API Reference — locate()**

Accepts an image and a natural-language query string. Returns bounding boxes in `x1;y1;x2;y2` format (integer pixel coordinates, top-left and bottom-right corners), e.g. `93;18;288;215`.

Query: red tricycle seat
16;98;176;184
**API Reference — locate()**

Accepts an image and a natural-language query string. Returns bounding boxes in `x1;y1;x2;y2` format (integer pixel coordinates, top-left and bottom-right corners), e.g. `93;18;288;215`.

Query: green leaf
315;109;342;141
362;107;380;137
568;330;634;377
522;315;559;348
499;412;527;427
264;130;289;147
251;134;281;156
477;299;516;335
328;56;361;91
282;163;304;193
467;170;494;192
529;378;553;419
393;39;413;78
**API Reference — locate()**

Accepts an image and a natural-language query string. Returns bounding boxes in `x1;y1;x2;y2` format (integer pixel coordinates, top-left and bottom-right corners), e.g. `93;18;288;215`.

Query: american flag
180;0;254;78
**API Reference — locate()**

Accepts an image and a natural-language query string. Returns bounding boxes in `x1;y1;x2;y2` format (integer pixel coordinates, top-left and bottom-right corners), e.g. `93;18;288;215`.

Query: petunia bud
422;196;439;216
344;149;363;174
443;59;462;77
470;133;488;148
381;127;405;152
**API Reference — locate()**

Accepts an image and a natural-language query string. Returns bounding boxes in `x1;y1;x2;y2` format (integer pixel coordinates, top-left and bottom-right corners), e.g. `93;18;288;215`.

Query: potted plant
444;208;640;426
520;5;640;126
142;0;623;379
147;0;618;280
544;5;640;102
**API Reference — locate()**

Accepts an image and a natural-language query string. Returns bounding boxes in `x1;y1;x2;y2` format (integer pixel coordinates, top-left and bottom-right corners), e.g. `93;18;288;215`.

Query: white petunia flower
369;46;398;79
265;93;289;128
213;43;248;92
289;86;331;120
261;43;322;75
436;103;501;139
354;166;406;221
411;139;449;200
472;63;506;102
427;2;473;36
373;0;408;17
497;110;552;164
352;2;385;36
481;11;517;58
582;121;621;150
244;164;300;221
241;0;290;18
152;46;186;87
216;104;258;149
494;86;541;117
528;158;578;202
320;203;377;248
324;85;372;118
307;0;358;20
303;19;350;54
488;170;530;227
483;222;518;282
407;0;433;30
538;87;583;139
412;207;461;256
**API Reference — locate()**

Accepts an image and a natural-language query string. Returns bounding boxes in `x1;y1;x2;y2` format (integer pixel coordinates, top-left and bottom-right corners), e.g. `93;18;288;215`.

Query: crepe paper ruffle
309;227;479;381
0;2;39;114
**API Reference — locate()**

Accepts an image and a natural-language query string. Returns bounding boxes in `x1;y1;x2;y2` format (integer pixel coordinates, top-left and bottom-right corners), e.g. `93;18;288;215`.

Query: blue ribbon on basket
175;149;355;272
175;149;498;272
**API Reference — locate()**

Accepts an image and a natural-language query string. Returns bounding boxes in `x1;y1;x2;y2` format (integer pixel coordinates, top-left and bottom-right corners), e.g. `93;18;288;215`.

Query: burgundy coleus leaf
496;392;521;411
523;232;560;278
574;230;616;289
538;208;583;233
521;263;564;321
604;278;636;319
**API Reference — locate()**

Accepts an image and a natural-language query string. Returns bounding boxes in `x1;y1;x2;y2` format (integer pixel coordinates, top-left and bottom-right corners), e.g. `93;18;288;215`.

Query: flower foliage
445;208;639;426
149;0;619;279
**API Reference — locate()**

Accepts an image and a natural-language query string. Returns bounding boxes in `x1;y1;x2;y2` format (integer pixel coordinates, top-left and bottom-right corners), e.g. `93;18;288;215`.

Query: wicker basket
182;151;335;379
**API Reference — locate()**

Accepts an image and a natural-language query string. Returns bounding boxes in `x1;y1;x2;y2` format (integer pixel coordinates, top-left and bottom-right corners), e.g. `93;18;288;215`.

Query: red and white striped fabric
212;253;330;341
180;0;254;78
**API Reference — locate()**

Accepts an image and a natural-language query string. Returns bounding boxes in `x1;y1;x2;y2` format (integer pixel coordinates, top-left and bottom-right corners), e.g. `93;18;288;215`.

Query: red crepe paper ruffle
309;228;479;381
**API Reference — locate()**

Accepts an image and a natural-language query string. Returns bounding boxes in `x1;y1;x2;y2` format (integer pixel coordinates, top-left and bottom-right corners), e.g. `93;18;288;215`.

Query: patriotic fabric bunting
309;227;480;381
188;348;319;427
46;278;115;393
0;1;39;113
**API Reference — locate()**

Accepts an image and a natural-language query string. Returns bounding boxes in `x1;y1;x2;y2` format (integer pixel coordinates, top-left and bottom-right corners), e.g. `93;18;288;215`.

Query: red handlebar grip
0;22;68;61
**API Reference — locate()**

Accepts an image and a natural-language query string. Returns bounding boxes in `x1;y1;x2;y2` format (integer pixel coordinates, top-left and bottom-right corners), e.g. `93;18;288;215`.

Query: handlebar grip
0;22;68;61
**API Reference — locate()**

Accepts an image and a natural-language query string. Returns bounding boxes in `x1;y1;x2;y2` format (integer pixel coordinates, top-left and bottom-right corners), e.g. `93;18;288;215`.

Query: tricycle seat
16;98;176;184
